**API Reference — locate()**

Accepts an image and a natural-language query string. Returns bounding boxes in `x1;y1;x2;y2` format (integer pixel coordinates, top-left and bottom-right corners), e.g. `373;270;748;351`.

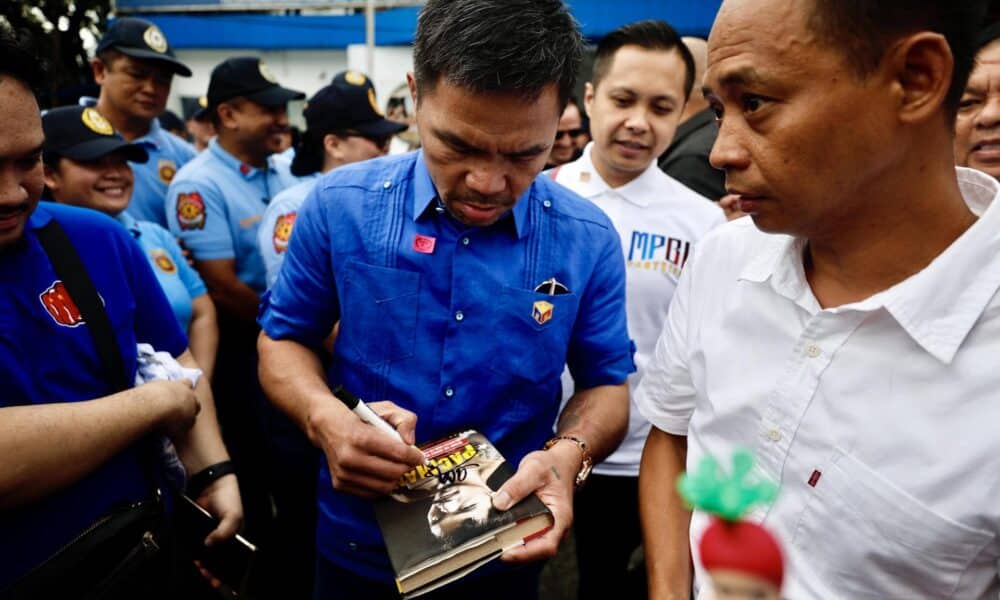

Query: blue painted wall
127;1;723;49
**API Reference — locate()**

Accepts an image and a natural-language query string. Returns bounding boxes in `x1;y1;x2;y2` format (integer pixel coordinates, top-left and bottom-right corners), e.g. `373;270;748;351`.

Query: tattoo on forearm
550;466;561;480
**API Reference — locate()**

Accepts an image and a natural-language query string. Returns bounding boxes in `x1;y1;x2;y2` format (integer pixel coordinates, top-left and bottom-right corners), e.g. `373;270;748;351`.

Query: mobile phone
175;494;256;594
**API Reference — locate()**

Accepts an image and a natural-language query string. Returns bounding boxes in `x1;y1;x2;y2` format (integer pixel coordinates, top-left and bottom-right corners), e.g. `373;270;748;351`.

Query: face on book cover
427;464;495;538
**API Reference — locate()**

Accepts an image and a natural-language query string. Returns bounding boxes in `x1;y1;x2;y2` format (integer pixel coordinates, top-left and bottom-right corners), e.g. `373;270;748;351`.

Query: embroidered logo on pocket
532;300;553;325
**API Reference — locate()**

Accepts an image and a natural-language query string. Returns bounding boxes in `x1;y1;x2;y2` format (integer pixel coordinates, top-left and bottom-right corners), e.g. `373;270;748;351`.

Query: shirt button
444;387;454;398
767;428;782;442
383;180;392;189
805;344;822;358
454;311;464;322
461;237;470;246
542;200;552;209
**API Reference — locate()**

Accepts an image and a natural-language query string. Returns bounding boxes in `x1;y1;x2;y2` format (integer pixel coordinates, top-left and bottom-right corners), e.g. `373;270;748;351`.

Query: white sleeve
634;248;698;435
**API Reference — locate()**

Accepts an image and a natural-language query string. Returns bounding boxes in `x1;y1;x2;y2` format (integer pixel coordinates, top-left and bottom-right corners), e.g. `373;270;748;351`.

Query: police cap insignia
143;26;168;53
81;108;114;136
344;70;367;86
258;60;278;84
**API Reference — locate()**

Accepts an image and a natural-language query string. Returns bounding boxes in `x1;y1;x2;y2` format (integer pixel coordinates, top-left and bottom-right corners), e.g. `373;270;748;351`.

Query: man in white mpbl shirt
636;0;1000;599
552;20;724;600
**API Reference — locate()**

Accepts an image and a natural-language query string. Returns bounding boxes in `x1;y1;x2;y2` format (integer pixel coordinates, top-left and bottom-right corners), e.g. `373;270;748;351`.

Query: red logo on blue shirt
39;281;85;327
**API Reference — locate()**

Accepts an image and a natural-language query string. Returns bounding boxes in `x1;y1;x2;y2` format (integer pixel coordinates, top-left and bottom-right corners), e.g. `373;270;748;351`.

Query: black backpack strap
35;218;130;393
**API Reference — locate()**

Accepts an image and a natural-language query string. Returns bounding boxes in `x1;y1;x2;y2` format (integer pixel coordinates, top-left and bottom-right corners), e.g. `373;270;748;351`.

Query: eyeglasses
555;128;585;140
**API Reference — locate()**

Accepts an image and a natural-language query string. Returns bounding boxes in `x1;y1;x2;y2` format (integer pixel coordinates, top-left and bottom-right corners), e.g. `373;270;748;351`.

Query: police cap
96;17;192;77
42;106;149;164
207;57;305;109
305;70;407;139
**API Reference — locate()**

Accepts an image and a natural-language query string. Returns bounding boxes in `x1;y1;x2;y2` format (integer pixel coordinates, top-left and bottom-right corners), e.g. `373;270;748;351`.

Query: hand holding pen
314;386;426;498
333;385;428;464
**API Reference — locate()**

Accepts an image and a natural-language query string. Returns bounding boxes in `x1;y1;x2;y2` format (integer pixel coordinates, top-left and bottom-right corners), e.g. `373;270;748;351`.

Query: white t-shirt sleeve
635;247;698;435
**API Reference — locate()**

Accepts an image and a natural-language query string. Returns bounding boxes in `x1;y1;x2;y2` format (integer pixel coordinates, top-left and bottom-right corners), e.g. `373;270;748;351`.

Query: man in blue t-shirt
0;29;241;597
258;1;635;597
91;17;197;227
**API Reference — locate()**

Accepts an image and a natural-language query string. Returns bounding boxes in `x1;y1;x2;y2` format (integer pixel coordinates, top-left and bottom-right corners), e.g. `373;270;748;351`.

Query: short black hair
807;0;989;116
592;20;696;100
0;24;45;95
413;0;583;108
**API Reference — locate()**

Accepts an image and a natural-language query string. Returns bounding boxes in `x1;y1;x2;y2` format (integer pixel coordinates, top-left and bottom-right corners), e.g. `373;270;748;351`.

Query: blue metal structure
124;1;723;49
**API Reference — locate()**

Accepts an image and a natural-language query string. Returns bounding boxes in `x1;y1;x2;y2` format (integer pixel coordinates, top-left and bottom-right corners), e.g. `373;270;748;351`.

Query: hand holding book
491;437;582;563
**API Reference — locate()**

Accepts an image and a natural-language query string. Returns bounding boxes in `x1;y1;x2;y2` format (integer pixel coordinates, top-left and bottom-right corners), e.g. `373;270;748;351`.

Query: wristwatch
543;435;593;489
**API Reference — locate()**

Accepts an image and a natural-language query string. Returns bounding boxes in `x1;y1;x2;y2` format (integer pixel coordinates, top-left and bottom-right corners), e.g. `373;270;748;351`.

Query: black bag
0;219;169;600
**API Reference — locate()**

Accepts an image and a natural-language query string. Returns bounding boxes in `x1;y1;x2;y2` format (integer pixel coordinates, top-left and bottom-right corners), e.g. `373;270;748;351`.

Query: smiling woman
41;105;218;376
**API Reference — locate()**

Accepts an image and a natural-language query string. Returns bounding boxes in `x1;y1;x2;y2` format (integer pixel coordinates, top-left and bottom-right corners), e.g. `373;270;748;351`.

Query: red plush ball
699;517;784;588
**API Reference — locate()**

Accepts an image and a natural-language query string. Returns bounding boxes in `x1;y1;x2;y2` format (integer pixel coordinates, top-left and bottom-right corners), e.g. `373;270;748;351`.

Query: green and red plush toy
677;451;784;600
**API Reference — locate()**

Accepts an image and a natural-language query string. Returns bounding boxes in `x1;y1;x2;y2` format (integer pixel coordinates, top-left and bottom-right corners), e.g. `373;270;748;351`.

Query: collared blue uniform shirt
259;151;635;581
0;203;187;588
166;138;299;294
125;118;197;227
117;212;207;332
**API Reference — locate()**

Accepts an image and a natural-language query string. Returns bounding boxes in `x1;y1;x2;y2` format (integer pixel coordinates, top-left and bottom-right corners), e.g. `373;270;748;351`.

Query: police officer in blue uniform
91;17;197;227
258;70;407;288
0;28;241;598
166;56;304;596
258;1;635;597
41;105;219;379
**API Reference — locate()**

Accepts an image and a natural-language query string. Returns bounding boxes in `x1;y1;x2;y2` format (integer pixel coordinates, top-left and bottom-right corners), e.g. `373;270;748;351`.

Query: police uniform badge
258;60;278;84
158;159;177;184
272;212;296;254
532;300;554;325
81;108;114;136
39;281;84;328
176;191;206;230
143;26;168;54
150;249;177;274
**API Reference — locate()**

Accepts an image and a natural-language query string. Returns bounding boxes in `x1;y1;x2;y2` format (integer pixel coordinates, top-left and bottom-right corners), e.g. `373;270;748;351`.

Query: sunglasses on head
555;128;585;140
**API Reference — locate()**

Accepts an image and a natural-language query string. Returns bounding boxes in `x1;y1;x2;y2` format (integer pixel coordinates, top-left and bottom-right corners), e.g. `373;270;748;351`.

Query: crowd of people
2;0;1000;599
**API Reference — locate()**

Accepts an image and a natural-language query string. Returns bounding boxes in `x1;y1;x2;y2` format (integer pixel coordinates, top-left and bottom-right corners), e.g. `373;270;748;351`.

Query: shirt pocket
340;260;420;365
487;285;578;385
791;450;994;598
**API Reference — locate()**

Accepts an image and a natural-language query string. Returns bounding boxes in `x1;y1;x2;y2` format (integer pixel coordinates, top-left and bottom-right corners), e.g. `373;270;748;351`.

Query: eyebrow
703;66;765;97
433;127;549;159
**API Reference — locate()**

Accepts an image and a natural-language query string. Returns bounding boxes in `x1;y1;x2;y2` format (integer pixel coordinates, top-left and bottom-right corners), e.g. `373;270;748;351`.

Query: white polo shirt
553;144;724;477
636;167;1000;598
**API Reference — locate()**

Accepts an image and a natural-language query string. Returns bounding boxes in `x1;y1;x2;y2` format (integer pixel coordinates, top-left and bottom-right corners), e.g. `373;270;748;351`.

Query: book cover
374;429;554;598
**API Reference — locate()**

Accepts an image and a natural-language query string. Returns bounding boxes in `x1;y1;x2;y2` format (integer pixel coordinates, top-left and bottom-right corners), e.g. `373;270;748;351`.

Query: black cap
181;95;211;121
42;106;149;164
207;57;305;109
96;17;191;77
304;70;408;139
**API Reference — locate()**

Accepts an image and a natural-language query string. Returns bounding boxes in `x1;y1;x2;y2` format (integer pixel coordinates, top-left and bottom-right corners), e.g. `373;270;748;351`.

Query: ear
887;32;953;125
406;72;419;108
43;163;61;196
216;102;238;131
583;81;596;117
91;58;108;85
323;133;346;162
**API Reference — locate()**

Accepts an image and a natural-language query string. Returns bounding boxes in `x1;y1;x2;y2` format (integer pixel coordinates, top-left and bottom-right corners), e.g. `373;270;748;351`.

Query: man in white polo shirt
551;20;723;600
637;1;1000;598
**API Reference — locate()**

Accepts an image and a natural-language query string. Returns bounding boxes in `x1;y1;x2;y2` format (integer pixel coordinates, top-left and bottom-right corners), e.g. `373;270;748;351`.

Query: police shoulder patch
272;211;297;254
176;191;206;230
150;248;177;274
